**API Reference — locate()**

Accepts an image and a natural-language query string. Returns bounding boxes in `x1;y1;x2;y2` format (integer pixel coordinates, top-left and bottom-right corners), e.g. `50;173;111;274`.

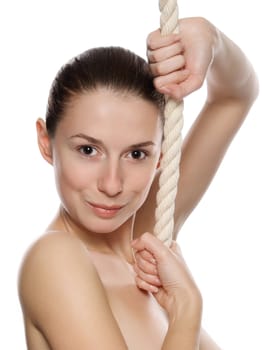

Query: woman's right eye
78;145;98;157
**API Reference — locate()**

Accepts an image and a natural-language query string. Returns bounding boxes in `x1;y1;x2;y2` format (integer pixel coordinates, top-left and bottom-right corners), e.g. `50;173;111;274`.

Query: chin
85;221;126;235
84;211;134;234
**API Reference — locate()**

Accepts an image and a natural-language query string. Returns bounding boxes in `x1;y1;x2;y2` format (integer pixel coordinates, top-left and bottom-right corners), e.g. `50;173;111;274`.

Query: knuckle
177;55;186;67
149;63;157;78
141;232;151;242
138;260;150;274
171;42;183;56
134;252;141;264
177;42;184;53
148;50;159;63
147;35;157;50
152;51;161;63
139;259;147;270
147;29;162;50
194;75;205;90
141;249;150;259
153;76;164;90
144;261;154;274
140;254;150;266
154;62;166;76
135;276;142;287
136;277;147;290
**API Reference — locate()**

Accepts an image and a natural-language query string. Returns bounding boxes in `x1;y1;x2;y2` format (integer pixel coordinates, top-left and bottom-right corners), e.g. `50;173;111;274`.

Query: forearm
162;323;201;350
161;298;202;350
207;26;259;105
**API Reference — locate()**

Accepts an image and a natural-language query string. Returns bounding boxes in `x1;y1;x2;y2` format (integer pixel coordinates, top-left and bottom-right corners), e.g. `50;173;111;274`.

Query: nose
97;159;123;197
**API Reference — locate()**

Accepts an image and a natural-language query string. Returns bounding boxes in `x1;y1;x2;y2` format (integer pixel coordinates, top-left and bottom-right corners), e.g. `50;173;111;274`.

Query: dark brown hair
46;46;165;137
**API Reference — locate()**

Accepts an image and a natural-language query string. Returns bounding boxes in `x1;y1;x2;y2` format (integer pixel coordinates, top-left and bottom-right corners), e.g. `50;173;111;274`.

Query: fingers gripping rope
154;0;184;246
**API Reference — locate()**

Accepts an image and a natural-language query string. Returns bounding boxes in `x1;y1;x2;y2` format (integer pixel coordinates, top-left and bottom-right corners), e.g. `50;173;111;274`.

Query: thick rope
154;0;184;246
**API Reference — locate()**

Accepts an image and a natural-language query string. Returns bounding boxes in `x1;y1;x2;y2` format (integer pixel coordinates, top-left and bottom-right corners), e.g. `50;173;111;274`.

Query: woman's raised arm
135;17;258;238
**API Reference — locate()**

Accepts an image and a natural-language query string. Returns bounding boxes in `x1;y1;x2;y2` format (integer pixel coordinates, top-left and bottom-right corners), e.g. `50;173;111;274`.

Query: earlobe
36;118;53;165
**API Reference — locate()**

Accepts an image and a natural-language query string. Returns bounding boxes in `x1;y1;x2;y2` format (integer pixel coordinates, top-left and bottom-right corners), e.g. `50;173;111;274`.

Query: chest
90;253;168;350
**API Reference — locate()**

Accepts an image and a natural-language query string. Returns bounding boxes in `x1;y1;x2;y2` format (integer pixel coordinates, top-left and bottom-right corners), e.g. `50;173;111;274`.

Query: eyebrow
69;133;156;148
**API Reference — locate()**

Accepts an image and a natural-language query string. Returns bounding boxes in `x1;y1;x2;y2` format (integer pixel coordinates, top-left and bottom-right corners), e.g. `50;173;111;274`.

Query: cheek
127;164;157;196
53;152;97;193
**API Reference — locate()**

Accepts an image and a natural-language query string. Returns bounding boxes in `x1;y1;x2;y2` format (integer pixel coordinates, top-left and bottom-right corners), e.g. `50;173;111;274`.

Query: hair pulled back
46;46;165;137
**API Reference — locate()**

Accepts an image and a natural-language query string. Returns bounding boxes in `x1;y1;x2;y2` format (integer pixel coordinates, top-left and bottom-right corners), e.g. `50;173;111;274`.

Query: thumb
163;73;204;100
131;232;168;263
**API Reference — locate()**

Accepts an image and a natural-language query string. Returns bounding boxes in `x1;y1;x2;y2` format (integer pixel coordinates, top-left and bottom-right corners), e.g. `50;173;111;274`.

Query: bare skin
18;18;258;349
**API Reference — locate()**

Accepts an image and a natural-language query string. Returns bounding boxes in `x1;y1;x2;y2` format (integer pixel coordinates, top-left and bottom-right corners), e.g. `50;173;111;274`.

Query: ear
156;153;162;169
36;118;53;165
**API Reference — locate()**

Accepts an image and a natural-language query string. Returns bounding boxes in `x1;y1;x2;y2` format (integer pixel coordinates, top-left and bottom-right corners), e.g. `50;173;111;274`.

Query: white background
1;0;261;349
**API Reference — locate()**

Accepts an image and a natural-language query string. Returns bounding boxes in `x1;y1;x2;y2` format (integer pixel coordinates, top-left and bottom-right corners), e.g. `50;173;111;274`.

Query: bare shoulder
18;231;128;350
18;231;95;313
18;230;92;277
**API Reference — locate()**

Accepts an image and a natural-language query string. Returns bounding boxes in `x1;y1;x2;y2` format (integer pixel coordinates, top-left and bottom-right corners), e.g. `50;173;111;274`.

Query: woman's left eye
128;150;147;160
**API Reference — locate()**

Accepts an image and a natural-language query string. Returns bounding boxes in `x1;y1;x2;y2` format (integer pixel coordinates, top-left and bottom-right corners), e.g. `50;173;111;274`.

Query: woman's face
50;88;162;233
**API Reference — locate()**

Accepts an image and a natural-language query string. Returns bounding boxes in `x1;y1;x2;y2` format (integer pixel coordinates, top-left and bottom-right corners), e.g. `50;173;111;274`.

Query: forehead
57;89;162;144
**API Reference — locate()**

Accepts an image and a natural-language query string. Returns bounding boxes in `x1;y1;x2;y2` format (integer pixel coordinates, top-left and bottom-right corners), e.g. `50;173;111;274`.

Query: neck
48;205;136;264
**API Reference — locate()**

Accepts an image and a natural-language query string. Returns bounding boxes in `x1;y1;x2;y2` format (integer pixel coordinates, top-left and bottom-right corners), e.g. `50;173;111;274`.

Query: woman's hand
131;232;202;322
147;17;217;100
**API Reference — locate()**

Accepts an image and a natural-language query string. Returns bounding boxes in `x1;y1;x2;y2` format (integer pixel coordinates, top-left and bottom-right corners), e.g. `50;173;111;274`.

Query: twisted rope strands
154;0;184;246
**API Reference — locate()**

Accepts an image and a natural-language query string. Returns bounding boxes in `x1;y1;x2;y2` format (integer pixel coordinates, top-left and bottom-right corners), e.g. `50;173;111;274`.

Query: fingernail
151;286;159;293
160;86;171;95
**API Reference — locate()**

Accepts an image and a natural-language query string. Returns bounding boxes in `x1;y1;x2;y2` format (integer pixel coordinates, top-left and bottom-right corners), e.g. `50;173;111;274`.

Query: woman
18;17;258;349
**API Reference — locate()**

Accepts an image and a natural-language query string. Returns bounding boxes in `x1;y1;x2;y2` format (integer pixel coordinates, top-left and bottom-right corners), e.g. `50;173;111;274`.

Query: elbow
245;68;259;109
252;72;259;103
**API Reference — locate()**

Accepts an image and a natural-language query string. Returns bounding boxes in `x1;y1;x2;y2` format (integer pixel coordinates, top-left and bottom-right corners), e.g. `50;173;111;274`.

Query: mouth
86;202;125;218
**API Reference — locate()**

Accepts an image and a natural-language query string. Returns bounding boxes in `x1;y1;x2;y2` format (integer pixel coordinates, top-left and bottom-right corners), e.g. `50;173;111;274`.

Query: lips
90;202;124;210
86;201;124;218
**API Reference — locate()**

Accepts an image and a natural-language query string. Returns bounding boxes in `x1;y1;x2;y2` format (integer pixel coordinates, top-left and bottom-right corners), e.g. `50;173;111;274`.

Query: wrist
167;289;203;326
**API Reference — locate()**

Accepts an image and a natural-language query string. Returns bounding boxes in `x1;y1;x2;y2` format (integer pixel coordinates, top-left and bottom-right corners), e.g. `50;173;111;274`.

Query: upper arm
134;96;252;239
18;232;128;350
175;97;249;223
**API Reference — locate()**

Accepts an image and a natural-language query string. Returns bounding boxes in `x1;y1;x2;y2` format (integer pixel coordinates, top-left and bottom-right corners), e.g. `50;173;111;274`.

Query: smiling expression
47;88;163;234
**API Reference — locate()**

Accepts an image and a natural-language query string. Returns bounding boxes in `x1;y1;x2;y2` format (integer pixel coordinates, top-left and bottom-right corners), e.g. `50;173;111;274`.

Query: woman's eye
78;145;98;157
129;150;147;160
